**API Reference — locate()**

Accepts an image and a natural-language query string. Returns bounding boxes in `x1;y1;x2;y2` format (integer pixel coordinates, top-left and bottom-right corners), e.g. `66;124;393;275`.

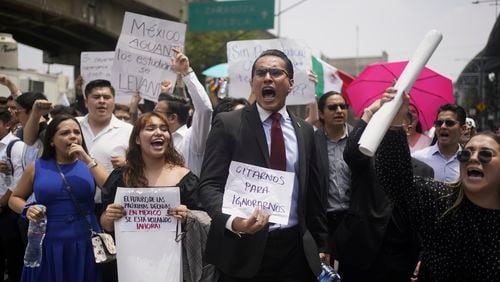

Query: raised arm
172;48;213;175
304;70;321;128
68;143;109;187
0;74;21;98
23;100;53;145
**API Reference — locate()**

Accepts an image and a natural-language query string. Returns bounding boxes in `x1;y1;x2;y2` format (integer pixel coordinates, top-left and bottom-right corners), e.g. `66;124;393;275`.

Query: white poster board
80;51;129;105
111;11;186;102
114;187;182;282
222;161;295;225
227;38;314;105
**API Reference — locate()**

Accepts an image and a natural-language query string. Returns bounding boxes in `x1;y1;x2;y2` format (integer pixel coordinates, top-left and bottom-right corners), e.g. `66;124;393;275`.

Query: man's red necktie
270;112;286;171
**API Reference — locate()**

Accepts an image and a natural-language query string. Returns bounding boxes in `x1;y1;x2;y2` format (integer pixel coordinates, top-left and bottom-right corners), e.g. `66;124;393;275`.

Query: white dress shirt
173;72;213;177
77;114;133;202
226;104;300;232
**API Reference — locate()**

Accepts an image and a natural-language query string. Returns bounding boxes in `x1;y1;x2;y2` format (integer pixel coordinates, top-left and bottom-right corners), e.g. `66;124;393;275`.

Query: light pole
472;0;499;17
275;0;310;37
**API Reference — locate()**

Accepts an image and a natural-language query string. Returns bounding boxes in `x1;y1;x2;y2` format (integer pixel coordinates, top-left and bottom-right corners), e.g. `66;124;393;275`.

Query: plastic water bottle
318;262;341;282
24;205;47;267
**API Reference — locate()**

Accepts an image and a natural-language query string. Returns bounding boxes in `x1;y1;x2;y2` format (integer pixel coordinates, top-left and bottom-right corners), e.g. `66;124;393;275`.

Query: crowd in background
0;47;498;282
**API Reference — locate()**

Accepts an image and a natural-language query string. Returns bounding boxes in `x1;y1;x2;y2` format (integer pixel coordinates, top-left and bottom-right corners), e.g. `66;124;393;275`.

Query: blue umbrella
202;63;228;78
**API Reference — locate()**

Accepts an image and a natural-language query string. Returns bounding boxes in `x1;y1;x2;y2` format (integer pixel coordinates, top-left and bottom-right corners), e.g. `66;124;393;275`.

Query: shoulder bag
56;163;116;263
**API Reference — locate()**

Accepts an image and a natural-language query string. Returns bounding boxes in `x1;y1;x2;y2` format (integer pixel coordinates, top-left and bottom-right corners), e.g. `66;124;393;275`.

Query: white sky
272;0;497;81
17;0;497;85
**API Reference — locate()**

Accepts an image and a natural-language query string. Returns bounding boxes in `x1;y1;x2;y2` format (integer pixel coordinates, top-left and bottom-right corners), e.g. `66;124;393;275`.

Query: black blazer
335;120;433;271
314;124;353;207
198;104;328;278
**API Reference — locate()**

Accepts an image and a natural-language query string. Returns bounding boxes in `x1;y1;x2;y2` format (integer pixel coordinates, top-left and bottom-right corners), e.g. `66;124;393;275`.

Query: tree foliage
184;30;268;79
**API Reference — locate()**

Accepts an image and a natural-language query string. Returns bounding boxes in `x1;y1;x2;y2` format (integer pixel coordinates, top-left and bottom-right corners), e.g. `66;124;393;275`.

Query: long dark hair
122;112;185;187
41;114;88;160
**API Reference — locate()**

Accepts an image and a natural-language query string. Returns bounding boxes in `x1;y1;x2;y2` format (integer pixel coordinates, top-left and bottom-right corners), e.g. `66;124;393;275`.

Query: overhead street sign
188;0;275;32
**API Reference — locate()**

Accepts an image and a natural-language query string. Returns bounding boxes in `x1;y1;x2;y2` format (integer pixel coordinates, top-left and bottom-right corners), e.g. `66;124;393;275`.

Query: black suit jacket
198;104;328;278
335;120;434;272
314;124;353;207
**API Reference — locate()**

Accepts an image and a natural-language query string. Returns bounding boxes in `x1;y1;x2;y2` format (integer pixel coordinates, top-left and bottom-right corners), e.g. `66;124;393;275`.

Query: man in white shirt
153;50;212;176
412;104;466;182
77;79;133;202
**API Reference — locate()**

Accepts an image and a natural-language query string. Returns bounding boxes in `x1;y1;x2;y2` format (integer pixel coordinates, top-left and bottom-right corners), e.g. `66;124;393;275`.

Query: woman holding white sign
100;112;200;281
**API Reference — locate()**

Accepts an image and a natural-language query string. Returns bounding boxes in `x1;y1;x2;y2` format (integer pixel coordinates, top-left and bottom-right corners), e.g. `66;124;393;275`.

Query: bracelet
21;202;36;219
363;108;374;118
87;158;98;169
182;67;194;77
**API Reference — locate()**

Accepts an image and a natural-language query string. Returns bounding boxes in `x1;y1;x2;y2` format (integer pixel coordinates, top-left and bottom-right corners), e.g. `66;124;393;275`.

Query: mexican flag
311;56;343;97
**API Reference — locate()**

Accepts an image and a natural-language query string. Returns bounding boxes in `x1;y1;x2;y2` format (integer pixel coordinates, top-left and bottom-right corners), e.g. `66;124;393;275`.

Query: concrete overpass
0;0;184;68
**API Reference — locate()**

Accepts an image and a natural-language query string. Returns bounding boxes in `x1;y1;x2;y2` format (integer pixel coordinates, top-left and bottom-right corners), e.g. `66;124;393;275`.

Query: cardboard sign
111;11;186;102
227;38;314;105
80;51;130;105
114;187;182;282
222;161;295;225
80;51;114;92
114;187;180;232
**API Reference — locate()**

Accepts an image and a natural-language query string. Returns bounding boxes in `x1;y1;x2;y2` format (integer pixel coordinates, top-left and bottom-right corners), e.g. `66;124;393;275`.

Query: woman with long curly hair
100;111;199;229
99;112;200;281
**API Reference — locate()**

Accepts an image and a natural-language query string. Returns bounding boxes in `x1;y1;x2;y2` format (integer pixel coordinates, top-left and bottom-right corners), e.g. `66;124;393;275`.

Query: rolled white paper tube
358;30;443;156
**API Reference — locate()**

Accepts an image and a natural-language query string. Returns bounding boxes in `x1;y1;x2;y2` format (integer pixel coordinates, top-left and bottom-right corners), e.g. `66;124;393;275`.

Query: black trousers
327;210;347;260
0;207;24;282
220;226;317;282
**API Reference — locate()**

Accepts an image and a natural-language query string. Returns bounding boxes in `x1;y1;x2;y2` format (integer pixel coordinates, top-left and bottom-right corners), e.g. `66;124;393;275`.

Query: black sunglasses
326;103;348;111
254;68;289;78
434;119;458;127
457;149;495;164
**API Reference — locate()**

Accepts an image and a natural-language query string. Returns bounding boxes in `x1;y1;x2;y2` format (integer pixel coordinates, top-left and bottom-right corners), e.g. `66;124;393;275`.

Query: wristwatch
87;158;98;169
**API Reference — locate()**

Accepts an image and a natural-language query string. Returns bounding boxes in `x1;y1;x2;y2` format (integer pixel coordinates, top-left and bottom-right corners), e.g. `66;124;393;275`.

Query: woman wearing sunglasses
373;88;499;281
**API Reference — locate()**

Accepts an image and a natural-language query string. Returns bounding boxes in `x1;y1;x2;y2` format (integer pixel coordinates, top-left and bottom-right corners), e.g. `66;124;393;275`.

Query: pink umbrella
346;61;454;131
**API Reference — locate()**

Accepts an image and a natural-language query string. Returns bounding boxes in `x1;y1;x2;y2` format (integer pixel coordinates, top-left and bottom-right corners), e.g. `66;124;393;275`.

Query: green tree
184;30;272;78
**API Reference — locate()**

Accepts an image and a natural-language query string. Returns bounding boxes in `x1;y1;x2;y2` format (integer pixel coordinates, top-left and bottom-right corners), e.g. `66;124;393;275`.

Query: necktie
270;112;286;171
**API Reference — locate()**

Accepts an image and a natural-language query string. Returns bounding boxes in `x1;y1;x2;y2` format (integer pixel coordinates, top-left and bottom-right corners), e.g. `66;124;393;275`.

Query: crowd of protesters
0;47;498;282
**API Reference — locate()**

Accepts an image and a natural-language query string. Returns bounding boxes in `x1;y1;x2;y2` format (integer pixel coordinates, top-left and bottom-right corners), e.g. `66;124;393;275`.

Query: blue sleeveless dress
21;159;101;282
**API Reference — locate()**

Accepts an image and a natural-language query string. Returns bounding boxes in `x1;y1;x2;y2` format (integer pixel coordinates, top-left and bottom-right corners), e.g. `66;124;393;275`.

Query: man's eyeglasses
254;68;289;78
434;119;458;128
457;149;495;164
326;103;348;111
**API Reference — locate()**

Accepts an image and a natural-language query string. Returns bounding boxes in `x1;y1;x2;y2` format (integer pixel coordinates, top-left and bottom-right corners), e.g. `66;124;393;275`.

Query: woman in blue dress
9;114;109;282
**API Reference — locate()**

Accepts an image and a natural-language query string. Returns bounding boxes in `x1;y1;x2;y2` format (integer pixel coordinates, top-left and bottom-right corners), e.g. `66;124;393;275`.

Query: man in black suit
198;49;328;281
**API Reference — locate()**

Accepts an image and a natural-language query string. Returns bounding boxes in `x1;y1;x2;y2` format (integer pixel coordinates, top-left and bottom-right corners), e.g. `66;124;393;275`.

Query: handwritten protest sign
222;161;295;225
80;51;114;90
111;11;186;102
80;51;129;105
114;187;182;282
227;38;314;105
114;187;179;232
